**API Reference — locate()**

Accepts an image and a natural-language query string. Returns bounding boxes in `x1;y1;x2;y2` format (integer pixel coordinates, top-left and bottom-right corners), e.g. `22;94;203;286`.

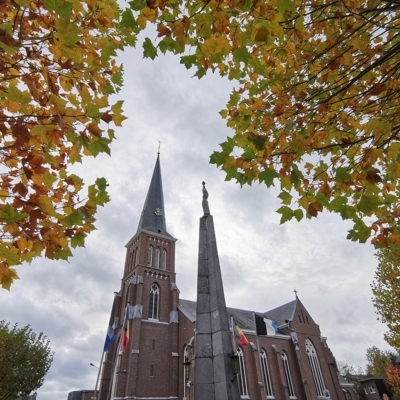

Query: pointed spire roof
136;155;172;238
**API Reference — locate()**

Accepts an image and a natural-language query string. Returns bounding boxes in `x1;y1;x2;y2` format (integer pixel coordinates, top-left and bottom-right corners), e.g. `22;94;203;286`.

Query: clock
154;208;163;216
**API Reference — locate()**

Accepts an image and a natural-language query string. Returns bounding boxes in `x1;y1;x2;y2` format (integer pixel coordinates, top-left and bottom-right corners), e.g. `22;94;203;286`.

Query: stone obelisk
193;182;241;400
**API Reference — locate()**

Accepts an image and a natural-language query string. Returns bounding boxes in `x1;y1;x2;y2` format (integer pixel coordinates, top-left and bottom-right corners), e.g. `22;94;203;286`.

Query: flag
233;318;248;346
104;296;118;352
104;322;116;352
255;313;279;336
121;307;130;352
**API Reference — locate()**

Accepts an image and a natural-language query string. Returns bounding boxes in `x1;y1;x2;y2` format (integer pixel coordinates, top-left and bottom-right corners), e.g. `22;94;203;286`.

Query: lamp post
229;352;239;381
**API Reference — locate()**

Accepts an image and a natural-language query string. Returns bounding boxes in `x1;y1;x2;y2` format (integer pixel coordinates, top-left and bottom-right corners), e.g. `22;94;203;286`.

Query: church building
97;155;355;400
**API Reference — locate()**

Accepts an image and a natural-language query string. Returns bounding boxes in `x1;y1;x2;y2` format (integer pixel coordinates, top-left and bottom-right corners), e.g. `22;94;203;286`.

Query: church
97;155;355;400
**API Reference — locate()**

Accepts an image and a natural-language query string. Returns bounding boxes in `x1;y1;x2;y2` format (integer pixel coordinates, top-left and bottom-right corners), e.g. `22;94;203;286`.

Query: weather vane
158;141;161;155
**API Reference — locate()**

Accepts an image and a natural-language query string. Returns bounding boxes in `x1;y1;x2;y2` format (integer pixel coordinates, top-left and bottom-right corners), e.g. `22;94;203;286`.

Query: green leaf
277;0;295;13
85;103;100;119
293;209;303;222
357;195;383;214
120;8;136;27
347;221;371;243
43;170;57;190
111;71;123;86
225;166;237;181
330;196;348;211
278;190;292;205
88;138;112;157
8;83;31;106
259;168;278;187
71;231;86;248
43;0;72;18
180;55;198;69
277;206;293;224
143;37;157;60
129;0;147;10
64;212;84;228
233;47;251;64
54;248;72;260
210;151;225;167
96;190;111;206
0;205;28;224
335;167;351;183
96;177;109;191
290;166;303;187
339;205;357;220
0;243;20;266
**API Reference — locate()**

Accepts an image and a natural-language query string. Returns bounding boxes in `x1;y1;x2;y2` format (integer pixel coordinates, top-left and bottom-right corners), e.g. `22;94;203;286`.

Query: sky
0;33;394;400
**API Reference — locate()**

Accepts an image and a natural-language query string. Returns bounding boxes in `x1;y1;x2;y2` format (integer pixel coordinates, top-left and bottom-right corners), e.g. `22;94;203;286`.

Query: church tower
98;154;180;400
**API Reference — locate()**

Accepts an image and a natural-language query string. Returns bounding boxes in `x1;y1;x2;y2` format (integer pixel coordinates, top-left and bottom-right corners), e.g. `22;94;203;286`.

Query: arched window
305;339;325;397
130;250;135;271
161;249;167;270
261;349;273;397
282;351;295;398
149;283;159;319
134;249;138;268
237;347;248;396
147;245;153;267
155;247;160;268
150;364;154;377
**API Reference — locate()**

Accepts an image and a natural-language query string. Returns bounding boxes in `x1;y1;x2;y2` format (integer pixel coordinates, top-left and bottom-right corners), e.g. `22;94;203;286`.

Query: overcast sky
0;35;394;400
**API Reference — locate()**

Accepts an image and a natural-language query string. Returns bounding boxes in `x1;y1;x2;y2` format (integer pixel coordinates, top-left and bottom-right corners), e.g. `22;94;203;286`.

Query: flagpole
94;350;105;400
253;312;268;400
230;316;236;351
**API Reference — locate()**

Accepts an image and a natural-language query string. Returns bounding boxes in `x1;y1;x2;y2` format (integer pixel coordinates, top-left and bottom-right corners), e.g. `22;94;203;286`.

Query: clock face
154;208;163;216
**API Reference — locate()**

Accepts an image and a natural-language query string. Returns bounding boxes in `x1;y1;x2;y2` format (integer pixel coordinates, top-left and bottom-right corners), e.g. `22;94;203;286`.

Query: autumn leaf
0;0;130;289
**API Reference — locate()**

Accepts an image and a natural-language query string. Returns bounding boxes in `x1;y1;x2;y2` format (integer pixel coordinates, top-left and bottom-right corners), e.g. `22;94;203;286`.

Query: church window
281;351;295;398
152;339;155;350
155;247;160;268
298;314;302;323
306;315;309;325
148;284;159;319
134;249;138;268
130;250;135;271
161;249;167;270
260;349;273;397
147;246;153;267
305;339;325;397
150;364;154;377
237;347;248;397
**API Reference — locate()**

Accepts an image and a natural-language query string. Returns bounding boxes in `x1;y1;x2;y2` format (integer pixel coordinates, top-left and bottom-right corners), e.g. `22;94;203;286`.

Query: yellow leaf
112;114;127;127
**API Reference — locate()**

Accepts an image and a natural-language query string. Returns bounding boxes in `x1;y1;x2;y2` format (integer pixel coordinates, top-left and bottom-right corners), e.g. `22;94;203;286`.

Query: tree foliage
387;364;400;395
0;320;53;400
372;246;400;349
337;362;366;398
128;0;400;246
366;346;396;377
0;0;135;289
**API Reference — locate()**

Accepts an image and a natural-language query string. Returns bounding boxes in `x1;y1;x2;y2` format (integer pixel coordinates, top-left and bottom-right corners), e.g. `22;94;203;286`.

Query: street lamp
229;352;239;379
184;357;191;381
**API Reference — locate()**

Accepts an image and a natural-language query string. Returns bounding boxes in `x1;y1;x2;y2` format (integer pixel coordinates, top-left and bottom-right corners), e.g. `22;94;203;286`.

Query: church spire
137;154;170;237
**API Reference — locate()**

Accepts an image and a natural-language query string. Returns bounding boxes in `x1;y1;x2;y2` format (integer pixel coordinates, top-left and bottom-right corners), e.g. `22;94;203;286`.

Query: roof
178;298;296;331
136;155;173;238
264;299;298;326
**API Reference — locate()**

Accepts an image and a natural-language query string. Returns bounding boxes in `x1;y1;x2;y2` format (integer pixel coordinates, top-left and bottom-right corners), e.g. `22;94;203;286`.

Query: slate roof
263;299;298;326
178;298;297;331
136;155;173;238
